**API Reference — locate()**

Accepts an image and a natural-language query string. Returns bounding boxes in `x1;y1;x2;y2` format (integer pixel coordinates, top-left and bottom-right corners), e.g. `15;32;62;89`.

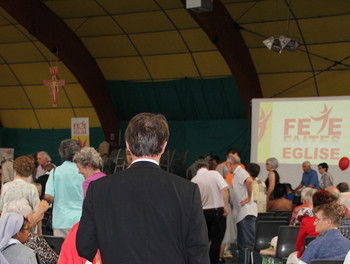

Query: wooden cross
43;66;65;107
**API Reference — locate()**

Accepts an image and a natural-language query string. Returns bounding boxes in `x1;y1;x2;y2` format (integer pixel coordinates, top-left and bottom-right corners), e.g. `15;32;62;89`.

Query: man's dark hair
318;162;328;171
195;159;209;170
246;163;260;178
226;147;238;157
211;156;219;163
125;113;169;157
337;182;349;193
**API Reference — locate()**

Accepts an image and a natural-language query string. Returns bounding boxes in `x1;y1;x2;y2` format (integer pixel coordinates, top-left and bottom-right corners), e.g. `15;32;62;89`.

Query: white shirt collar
197;168;208;173
8;238;20;246
233;165;242;174
132;158;159;166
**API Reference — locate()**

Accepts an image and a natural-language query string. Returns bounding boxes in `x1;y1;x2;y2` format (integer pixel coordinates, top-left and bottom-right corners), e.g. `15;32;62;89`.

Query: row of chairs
250;211;344;264
102;148;189;174
102;148;128;174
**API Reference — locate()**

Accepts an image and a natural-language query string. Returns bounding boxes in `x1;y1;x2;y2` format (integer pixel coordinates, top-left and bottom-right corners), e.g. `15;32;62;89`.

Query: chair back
275;226;300;260
103;148;121;174
339;225;350;239
271;210;293;221
303;236;317;254
171;150;188;169
254;221;288;251
257;212;275;221
310;259;344;264
43;235;65;255
160;149;176;172
257;215;290;224
114;149;127;172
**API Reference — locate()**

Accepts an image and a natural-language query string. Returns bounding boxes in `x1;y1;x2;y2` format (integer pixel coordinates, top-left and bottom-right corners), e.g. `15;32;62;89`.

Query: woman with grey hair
6;198;58;264
265;157;280;201
44;139;84;238
73;147;106;199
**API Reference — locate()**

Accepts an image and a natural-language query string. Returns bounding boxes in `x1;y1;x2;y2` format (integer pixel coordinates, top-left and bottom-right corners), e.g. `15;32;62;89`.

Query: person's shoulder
216;162;226;170
14;242;36;254
237;166;249;176
56;161;77;170
209;169;224;177
310;168;317;174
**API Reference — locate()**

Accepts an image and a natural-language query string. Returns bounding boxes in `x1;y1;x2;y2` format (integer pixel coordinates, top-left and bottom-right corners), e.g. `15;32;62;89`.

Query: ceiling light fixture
263;0;300;53
186;0;213;13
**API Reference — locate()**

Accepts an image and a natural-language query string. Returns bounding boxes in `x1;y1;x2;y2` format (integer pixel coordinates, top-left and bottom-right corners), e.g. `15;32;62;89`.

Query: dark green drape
0;127;105;165
107;77;247;120
109;77;250;175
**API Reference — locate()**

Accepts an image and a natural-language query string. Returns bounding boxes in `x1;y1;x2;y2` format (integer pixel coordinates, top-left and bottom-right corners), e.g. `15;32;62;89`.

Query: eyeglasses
314;216;328;222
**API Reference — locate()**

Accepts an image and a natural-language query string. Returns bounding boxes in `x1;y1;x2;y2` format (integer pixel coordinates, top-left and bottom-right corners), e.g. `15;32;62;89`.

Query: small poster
0;148;14;160
71;118;89;147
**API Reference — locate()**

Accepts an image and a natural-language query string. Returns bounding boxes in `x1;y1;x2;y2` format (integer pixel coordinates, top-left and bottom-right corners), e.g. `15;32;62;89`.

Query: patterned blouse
0;178;39;214
25;233;59;264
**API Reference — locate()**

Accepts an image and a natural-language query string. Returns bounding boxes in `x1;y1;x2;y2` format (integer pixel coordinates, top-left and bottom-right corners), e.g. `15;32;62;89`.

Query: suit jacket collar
130;161;160;169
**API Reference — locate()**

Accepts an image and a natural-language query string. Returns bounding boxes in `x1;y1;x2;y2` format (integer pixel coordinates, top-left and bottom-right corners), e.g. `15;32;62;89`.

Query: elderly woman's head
59;139;81;162
266;157;278;170
5;199;34;228
73;147;102;179
13;156;35;178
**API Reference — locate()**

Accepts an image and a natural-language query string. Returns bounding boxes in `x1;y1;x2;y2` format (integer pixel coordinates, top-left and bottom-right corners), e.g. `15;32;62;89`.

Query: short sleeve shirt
232;166;257;223
301;168;319;189
45;161;84;229
191;168;228;209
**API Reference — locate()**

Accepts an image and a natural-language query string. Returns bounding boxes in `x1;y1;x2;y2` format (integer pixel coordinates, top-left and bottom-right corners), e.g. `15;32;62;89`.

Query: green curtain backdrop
107;77;247;120
0;127;105;165
109;77;250;175
118;119;250;170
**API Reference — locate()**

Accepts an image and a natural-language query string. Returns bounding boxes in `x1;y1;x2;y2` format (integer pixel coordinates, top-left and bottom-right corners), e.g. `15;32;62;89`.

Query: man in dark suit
76;112;209;264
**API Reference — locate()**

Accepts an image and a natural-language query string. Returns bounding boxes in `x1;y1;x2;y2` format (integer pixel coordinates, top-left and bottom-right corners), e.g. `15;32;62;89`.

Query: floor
221;243;238;264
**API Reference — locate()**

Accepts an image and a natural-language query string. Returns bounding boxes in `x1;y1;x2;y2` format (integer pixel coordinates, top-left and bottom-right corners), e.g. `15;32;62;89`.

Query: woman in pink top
73;147;106;199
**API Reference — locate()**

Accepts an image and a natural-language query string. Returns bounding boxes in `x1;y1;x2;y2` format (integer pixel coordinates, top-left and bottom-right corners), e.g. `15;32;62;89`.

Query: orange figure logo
258;109;272;142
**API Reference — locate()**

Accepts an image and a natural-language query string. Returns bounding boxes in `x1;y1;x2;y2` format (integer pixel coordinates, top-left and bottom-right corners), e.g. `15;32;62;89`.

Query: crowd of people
187;147;350;264
0;139;107;263
0;112;349;264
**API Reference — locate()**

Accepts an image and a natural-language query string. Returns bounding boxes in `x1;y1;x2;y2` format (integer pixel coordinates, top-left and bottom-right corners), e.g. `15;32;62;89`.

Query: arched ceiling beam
181;0;262;116
0;0;119;144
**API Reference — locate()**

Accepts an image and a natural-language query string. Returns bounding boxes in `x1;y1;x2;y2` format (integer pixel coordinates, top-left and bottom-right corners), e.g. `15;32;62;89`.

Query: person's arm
186;167;191;180
266;171;275;200
186;185;210;264
44;194;54;204
322;173;332;188
308;171;318;188
221;187;229;216
240;177;253;206
293;183;304;192
76;183;99;261
44;169;55;204
295;219;308;254
32;199;50;225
